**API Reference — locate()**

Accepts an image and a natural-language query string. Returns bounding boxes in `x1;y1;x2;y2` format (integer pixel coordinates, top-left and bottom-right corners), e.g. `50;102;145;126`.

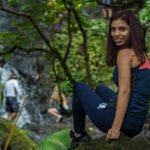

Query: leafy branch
66;0;92;85
0;0;59;57
0;0;75;84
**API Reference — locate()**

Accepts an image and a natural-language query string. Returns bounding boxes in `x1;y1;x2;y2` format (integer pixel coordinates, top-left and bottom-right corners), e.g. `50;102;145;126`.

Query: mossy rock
0;117;37;150
76;134;150;150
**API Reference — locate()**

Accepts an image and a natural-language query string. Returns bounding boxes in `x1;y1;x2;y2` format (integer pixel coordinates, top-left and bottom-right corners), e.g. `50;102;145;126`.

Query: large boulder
0;118;37;150
76;133;150;150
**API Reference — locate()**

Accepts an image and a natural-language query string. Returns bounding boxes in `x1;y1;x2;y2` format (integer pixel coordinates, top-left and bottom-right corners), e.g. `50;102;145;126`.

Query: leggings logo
97;102;107;109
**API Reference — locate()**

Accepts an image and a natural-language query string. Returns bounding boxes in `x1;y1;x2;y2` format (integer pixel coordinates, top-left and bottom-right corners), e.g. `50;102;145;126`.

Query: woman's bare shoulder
117;48;132;60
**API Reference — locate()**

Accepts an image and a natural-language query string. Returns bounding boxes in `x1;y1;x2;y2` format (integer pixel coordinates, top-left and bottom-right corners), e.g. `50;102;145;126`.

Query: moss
0;117;37;150
76;134;150;150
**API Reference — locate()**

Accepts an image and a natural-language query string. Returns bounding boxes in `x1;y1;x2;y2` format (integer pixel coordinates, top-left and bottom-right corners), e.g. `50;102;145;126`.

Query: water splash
0;63;31;127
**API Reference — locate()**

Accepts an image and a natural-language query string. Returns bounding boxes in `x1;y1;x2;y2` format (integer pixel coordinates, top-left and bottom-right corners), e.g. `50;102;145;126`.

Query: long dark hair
105;10;146;66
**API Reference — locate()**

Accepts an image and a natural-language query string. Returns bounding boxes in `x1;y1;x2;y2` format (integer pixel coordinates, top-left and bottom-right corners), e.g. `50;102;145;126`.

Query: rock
0;117;37;150
76;133;150;150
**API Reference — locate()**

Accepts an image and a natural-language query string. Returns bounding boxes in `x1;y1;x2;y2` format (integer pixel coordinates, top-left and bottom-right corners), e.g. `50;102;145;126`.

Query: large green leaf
39;129;71;150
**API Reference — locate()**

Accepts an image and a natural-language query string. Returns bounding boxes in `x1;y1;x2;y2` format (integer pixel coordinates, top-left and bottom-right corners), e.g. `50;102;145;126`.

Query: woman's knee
73;81;86;92
73;81;90;103
47;109;50;113
95;85;108;94
47;108;53;113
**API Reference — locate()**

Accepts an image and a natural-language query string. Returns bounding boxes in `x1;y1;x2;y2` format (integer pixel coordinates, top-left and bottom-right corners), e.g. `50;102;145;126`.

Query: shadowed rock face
76;132;150;150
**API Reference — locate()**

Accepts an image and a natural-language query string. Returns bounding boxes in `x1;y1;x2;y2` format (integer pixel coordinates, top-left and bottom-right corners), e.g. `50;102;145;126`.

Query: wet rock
76;132;150;150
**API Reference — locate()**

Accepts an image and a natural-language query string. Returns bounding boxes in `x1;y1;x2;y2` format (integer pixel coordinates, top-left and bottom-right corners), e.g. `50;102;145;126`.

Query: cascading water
0;62;31;127
0;52;53;143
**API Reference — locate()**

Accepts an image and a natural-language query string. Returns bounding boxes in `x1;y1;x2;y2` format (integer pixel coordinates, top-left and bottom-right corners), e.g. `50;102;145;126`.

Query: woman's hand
106;126;120;141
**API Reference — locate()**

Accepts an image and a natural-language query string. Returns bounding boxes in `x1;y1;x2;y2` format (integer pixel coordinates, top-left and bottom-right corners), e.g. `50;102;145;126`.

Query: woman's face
111;19;130;47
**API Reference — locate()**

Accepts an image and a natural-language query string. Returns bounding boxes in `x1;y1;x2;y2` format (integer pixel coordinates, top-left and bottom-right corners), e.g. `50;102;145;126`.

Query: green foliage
139;0;150;50
38;129;71;150
47;18;113;94
1;0;150;95
7;0;18;5
0;118;37;150
0;83;4;104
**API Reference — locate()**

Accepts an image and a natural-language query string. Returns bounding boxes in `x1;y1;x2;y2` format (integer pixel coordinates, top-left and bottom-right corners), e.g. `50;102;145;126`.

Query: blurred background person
47;85;70;122
4;73;22;120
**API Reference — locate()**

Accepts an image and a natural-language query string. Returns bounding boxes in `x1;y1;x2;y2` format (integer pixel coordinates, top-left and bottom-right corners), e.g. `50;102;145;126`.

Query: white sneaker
56;115;62;123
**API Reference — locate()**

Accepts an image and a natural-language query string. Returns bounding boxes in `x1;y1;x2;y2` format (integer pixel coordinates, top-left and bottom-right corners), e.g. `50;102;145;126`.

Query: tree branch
0;45;50;56
0;0;58;56
0;46;17;55
68;0;92;85
16;46;50;54
62;0;72;63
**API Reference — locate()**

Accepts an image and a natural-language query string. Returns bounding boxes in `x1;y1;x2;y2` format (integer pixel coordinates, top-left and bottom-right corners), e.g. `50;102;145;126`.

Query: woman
68;10;150;149
47;85;70;122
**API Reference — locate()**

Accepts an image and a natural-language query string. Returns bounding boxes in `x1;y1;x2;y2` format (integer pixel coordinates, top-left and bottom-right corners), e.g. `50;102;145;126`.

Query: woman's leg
95;85;116;103
8;112;17;120
47;108;62;122
48;108;61;117
72;82;116;134
72;82;143;139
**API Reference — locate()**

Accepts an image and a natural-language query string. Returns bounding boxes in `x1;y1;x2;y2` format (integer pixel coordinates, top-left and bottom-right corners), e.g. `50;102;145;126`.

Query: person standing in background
4;73;22;120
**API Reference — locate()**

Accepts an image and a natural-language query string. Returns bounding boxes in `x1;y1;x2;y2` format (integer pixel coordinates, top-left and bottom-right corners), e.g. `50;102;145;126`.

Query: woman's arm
49;97;55;107
61;93;67;100
106;49;132;141
61;93;69;106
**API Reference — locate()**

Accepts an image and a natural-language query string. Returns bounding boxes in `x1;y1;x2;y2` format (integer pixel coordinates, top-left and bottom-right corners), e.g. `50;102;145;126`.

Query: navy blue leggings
72;82;145;137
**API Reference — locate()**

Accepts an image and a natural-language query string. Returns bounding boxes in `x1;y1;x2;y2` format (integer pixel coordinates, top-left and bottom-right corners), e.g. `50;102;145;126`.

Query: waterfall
0;62;31;127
